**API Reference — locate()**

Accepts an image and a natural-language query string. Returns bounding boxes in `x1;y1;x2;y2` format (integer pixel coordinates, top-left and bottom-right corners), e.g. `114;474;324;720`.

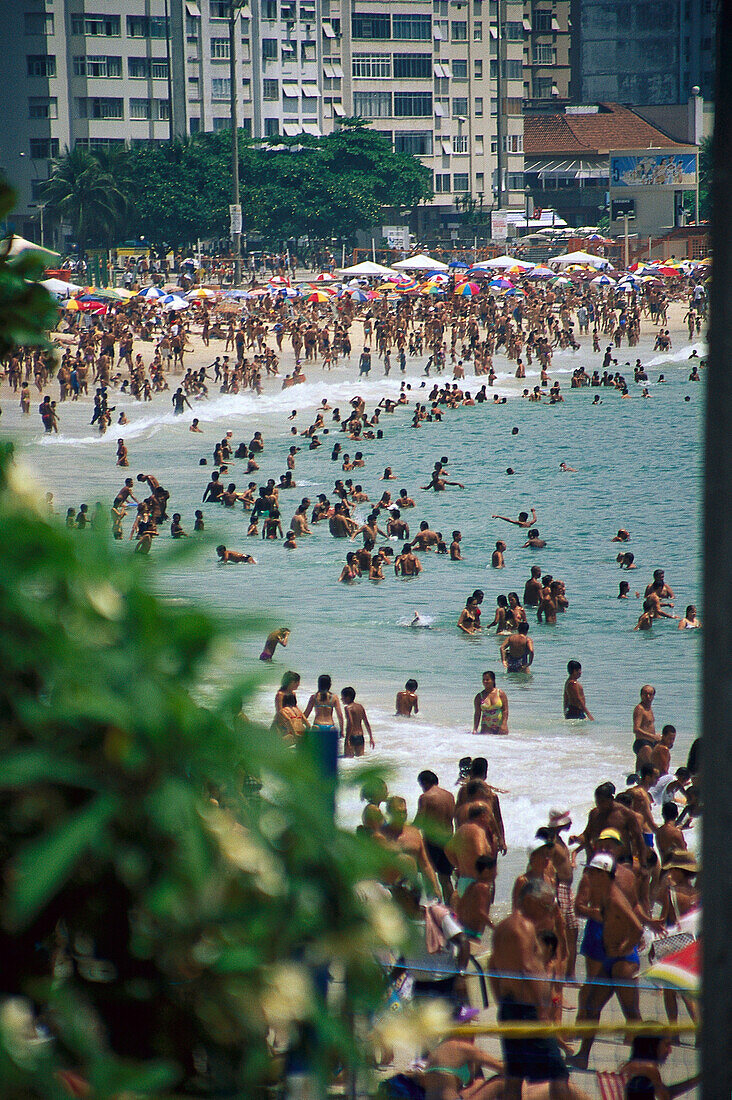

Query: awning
331;62;343;77
301;5;316;17
322;21;336;37
552;17;560;30
281;42;295;52
522;17;531;30
323;62;334;78
552;84;559;95
282;123;301;136
301;83;320;97
282;83;300;96
441;139;451;155
433;26;443;39
524;157;609;181
490;25;497;38
434;102;444;116
333;102;345;116
434;62;448;77
185;1;200;15
301;123;320;136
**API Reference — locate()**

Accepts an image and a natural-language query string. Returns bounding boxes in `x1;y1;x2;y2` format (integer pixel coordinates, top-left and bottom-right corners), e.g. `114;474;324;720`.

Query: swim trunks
349;733;365;752
580;918;639;978
259;650;273;661
556;881;578;932
425;840;453;877
564;705;586;719
506;653;530;672
498;996;568;1082
643;832;654;848
632;737;654;755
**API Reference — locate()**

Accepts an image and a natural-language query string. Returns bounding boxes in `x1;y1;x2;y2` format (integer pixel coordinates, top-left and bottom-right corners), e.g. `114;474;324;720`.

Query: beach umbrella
591;274;616;286
314;271;335;281
162;294;189;311
138;286;166;299
268;275;290;286
448;259;470;269
186;287;218;299
306;291;333;303
395;279;418;292
348;288;369;302
527;266;554;278
64;299;81;311
5;234;60;266
223;289;250;299
425;272;450;284
644;938;700;993
655;265;683;277
456;281;480;296
551;276;573;286
489;277;514;290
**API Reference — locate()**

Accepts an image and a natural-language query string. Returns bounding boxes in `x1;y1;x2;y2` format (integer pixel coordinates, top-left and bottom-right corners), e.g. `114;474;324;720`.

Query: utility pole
229;0;242;285
623;213;629;270
703;5;732;1098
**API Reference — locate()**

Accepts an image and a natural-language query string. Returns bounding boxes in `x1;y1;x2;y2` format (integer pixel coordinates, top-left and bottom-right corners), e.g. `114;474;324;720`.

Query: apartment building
522;0;571;111
1;0;528;243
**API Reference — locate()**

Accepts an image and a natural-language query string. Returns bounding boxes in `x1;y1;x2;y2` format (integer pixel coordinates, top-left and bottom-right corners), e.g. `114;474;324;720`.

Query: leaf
9;793;120;928
0;749;99;790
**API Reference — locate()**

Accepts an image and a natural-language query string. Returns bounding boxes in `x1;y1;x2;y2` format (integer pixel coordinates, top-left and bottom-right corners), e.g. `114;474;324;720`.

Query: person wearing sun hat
542;810;579;979
569;851;645;1070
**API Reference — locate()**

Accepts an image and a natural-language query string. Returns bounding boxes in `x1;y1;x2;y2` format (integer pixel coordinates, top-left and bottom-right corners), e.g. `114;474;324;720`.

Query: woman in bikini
303;674;344;743
472;671;509;735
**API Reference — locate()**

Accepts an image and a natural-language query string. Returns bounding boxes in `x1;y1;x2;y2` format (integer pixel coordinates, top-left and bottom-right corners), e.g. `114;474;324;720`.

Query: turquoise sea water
6;335;703;899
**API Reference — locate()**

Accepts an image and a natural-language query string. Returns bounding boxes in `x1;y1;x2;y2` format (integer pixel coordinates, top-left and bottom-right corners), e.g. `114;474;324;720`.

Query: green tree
0;180;58;357
42;147;128;253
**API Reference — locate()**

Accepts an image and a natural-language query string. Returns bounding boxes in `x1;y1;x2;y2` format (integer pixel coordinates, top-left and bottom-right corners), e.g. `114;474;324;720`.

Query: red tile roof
524;104;684;155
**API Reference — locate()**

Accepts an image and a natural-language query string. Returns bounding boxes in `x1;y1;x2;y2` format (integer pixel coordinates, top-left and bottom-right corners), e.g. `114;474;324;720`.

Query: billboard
610;153;697;188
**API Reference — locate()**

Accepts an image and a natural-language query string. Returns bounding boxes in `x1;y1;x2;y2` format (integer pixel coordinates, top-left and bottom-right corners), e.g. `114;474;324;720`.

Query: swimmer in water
409;611;430;628
260;627;290;661
395;679;419;715
677;604;701;629
472;670;509;735
492;507;537;528
491;540;506;568
500;621;534;673
341;686;374;757
559;462;576;472
216;544;256;564
612;529;630;542
563;660;593;720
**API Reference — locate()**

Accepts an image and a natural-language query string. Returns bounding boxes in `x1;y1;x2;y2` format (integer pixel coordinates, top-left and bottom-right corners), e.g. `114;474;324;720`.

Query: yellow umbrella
64;299;81;311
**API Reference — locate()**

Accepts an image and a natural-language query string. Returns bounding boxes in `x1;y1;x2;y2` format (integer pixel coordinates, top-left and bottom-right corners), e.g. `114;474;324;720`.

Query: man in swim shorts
490;879;572;1097
415;770;455;902
500;621;534;673
563;660;593;720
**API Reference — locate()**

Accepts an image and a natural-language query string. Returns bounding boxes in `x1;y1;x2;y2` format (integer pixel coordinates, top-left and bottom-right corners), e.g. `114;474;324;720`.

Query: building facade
569;0;717;106
522;0;571;111
1;0;531;243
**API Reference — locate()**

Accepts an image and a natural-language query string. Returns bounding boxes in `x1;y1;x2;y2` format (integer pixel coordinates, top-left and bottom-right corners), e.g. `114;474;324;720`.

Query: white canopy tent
392;253;449;272
547;250;610;269
41;277;82;298
472;255;534;271
6;235;60;265
339;260;398;277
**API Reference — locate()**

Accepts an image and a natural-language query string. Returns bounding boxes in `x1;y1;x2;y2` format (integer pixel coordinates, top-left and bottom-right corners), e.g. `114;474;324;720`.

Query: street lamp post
229;0;242;285
523;185;533;238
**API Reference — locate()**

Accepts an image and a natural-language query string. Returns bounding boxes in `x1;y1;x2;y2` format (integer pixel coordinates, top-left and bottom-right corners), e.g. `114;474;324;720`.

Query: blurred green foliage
0;180;401;1097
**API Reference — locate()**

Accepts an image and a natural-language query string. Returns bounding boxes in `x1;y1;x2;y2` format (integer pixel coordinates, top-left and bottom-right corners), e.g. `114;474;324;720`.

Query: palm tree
42;146;128;254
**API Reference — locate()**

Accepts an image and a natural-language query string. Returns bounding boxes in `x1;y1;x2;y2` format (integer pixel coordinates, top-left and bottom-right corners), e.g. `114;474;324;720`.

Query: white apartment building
1;0;526;243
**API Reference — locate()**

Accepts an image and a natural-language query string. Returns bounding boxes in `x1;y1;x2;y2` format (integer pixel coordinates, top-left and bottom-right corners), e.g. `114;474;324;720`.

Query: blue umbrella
448;260;470;268
138;286;165;299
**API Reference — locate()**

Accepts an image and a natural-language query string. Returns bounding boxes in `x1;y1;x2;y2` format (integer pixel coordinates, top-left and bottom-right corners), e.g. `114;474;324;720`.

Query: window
212;77;230;100
130;98;151;119
435;18;449;40
210;1;229;17
30;137;59;158
152;59;168;80
474;21;482;39
533;10;552;32
241;118;252;136
452;96;468;116
474;96;483;116
127;16;169;38
24;12;55;35
71;14;120;36
211;38;230;60
74;55;122;77
190;116;201;133
188;76;200;96
434;0;448;13
451;20;467;40
474;58;483;78
263;79;279;100
395;131;433;155
475;171;484;192
393;14;431;39
353;90;392;117
262;39;277;60
507;172;524;190
242;77;252;101
452;58;468;80
262;0;277;17
264;118;280;136
77;97;124;119
504;59;522;79
351;13;391;38
394;53;431;79
503;133;523;152
504;21;523;39
186;15;199;38
453;172;469;191
212;117;229;132
29;95;58;118
394;91;432;116
301;40;317;61
27;54;56;77
281;1;296;18
453;133;468;153
434;172;451;192
434;76;449;95
155;99;170;120
128;58;149;78
353;54;391;78
532;45;554;64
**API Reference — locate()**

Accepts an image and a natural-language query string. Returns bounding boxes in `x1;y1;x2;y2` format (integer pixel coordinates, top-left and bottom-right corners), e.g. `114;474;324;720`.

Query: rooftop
524;103;686;156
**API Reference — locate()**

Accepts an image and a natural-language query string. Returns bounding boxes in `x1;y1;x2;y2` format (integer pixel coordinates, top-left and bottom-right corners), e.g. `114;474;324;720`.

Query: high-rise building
522;0;571;111
569;0;717;106
1;0;529;243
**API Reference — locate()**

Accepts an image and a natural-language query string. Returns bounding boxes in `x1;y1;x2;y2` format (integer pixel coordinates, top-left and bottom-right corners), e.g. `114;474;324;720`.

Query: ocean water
6;338;703;902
